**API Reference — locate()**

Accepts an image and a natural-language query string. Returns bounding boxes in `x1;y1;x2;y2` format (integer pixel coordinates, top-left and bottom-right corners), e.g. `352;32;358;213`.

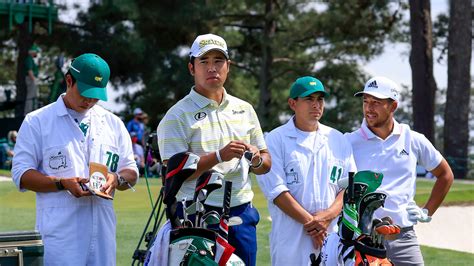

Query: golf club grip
166;201;181;228
348;172;355;204
223;181;232;217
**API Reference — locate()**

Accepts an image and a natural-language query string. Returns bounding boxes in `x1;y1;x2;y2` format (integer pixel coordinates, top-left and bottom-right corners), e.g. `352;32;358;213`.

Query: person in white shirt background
345;76;454;266
257;76;357;265
12;53;138;266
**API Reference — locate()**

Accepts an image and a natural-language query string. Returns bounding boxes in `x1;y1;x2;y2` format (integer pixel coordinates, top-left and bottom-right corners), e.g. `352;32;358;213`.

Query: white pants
25;77;38;114
37;199;116;266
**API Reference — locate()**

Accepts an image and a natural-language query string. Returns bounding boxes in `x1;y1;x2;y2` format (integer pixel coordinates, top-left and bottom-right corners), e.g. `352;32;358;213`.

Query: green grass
0;169;11;177
421;246;474;265
1;176;473;265
415;178;474;206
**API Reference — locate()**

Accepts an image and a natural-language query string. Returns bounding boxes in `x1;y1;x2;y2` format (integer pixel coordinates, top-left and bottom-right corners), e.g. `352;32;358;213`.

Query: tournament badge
85;162;114;200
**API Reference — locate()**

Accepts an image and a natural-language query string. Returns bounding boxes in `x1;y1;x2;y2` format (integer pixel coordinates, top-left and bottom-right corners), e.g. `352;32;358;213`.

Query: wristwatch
117;174;127;187
55;179;65;191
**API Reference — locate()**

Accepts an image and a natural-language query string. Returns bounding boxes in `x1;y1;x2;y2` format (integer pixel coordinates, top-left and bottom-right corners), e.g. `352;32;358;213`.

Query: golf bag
311;171;401;266
145;152;244;266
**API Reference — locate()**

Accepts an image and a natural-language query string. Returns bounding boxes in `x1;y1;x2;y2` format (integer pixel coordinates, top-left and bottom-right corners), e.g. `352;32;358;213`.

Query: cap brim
193;47;229;59
299;89;329;98
354;91;390;99
77;81;108;101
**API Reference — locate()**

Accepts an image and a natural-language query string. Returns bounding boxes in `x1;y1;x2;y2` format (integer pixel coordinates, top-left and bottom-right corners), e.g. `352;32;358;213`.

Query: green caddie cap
29;44;40;52
69;53;110;101
289;76;328;98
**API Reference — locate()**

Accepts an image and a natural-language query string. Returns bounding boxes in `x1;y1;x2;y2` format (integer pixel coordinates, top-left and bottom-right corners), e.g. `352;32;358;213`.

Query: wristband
250;157;263;169
55;179;65;191
215;150;223;163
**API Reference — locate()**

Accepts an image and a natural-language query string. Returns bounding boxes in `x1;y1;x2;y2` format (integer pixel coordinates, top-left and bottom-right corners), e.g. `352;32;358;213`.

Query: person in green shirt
49;55;66;103
25;44;40;114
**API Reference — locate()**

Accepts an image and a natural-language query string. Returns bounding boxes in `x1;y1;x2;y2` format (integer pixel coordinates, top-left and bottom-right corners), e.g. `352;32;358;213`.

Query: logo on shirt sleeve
285;168;299;185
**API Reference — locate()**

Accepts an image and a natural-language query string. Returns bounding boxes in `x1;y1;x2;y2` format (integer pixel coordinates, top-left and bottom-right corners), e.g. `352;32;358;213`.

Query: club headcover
193;170;224;202
358;192;387;234
339;171;385;241
163;152;200;205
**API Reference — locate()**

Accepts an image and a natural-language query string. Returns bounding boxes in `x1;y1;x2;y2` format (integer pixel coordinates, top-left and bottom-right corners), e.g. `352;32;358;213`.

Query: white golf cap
354;76;400;102
189;33;229;59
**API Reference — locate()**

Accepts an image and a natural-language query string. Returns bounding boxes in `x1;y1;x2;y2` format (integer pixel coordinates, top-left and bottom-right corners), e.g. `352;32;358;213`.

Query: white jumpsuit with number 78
12;96;138;266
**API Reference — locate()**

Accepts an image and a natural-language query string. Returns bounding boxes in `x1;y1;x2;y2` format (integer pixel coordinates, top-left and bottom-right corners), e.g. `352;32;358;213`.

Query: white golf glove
406;202;432;223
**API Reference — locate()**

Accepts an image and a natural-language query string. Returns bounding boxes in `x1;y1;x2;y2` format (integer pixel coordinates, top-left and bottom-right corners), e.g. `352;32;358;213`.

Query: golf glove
406;203;432;223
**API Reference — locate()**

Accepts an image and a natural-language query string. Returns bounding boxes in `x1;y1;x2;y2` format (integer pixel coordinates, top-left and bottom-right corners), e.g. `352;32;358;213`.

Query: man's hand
218;140;248;161
406;202;432;223
309;230;327;249
304;211;332;249
61;178;92;198
243;143;263;168
102;172;119;196
303;210;333;233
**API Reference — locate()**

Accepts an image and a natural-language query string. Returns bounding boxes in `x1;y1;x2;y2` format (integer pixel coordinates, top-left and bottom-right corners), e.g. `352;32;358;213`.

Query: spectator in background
142;112;152;142
1;130;17;169
131;132;145;174
25;44;40;114
49;55;66;103
127;107;145;146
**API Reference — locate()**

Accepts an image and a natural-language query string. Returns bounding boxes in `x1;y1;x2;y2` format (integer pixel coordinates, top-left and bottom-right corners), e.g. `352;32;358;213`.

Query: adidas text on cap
69;53;110;101
290;76;328;98
354;76;400;102
189;34;229;59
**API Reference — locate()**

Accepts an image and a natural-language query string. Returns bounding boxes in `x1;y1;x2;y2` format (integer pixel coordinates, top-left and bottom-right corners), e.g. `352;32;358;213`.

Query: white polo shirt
345;119;442;227
257;117;356;265
157;88;267;207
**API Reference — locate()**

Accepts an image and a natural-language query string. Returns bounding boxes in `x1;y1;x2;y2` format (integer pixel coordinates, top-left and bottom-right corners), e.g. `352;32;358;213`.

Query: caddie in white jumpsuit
12;53;139;266
345;76;454;266
257;76;356;265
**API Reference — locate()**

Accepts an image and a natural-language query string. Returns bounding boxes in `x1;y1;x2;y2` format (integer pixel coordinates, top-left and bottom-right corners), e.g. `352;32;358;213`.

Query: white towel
145;220;171;266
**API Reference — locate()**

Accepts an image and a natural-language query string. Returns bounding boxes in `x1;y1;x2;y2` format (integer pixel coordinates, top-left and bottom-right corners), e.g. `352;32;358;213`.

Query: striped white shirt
157;87;267;206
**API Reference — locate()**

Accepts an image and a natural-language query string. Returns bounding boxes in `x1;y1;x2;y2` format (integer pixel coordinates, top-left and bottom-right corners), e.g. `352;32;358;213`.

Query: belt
400;226;414;232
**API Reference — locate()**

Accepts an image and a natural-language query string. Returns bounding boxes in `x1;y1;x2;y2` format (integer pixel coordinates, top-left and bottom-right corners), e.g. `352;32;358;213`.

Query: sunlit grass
414;178;474;206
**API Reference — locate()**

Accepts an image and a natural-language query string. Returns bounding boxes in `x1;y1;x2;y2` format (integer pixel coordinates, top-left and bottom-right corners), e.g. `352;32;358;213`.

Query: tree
444;0;472;179
13;22;34;118
3;1;403;133
209;0;403;130
409;0;437;144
